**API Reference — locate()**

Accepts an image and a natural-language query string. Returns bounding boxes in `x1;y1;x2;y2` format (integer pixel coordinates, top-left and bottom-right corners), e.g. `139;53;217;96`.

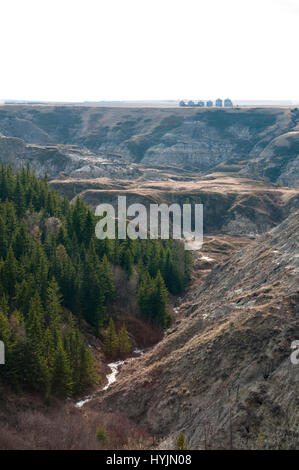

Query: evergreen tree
27;291;45;357
0;309;12;347
100;254;115;303
81;252;105;334
76;341;99;393
138;270;170;328
14;275;36;314
152;270;169;328
0;164;191;397
0;310;14;385
46;277;62;330
13;220;30;260
176;432;189;450
104;318;118;358
27;292;51;394
44;326;56;373
0;294;9;317
0;215;8;258
163;249;183;295
122;248;134;278
14;179;26;218
96;425;109;444
32;242;49;300
118;324;131;357
137;271;153;318
3;246;18;296
52;338;73;397
83;210;94;246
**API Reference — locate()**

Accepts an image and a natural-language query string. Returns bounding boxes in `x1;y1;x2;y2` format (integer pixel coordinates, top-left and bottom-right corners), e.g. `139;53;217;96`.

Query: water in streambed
75;350;144;408
102;360;124;391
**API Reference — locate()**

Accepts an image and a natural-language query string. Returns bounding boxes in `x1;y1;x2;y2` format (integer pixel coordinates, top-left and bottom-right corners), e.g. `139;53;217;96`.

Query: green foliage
52;338;73;397
104;318;118;358
0;165;100;398
118;324;131;358
176;432;189;450
96;425;109;444
0;163;191;399
120;239;134;278
138;270;170;328
104;320;132;359
257;431;265;450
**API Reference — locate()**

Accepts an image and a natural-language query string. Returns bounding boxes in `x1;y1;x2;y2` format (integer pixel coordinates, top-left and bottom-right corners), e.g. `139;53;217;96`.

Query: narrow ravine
75;294;186;409
75;349;143;408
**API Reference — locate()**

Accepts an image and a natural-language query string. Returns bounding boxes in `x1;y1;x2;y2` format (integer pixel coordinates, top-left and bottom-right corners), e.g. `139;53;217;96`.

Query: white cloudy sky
0;0;298;102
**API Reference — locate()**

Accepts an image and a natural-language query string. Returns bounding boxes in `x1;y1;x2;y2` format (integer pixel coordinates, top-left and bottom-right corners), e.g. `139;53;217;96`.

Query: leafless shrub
25;211;42;238
44;217;61;237
112;266;138;315
0;400;151;450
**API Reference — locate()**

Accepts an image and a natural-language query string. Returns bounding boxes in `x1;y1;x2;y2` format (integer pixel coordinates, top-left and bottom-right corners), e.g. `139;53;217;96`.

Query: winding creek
75;295;185;409
75;242;219;409
75;349;144;408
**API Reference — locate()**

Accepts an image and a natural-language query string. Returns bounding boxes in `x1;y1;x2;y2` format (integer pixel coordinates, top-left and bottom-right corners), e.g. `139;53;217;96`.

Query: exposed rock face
89;210;299;449
0;133;142;180
49;175;299;237
244;130;299;187
141;123;236;169
0;105;298;450
0;106;298;186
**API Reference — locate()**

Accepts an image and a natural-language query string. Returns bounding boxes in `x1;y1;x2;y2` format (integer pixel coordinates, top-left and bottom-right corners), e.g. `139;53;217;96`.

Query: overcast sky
1;0;298;102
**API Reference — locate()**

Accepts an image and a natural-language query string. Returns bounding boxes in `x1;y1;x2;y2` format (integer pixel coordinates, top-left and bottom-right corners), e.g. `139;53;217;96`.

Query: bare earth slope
88;210;299;449
0;105;298;186
50;174;299;236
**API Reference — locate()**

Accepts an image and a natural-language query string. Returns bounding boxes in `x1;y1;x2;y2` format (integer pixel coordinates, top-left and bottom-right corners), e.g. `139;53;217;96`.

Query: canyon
0;104;298;450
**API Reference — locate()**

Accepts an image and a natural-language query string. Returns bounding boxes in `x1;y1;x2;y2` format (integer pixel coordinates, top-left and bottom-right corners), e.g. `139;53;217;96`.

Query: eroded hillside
49;174;299;236
0;105;298;186
0;105;298;451
87;210;299;449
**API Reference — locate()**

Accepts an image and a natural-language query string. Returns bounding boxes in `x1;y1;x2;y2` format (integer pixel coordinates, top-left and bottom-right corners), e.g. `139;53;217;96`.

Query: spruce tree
118;324;131;357
0;309;12;347
0;215;8;259
100;254;115;303
83;210;94;247
0;164;192;398
3;246;18;297
176;432;189;450
46;277;62;331
0;294;9;317
27;291;45;357
13;220;30;260
152;271;169;328
14;179;26;218
27;293;51;394
14;275;36;314
104;318;118;358
77;341;99;393
52;338;73;397
164;249;183;295
44;326;56;373
81;254;105;334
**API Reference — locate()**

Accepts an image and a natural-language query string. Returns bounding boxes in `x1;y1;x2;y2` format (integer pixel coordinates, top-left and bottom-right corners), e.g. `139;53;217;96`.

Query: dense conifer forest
0;164;191;399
